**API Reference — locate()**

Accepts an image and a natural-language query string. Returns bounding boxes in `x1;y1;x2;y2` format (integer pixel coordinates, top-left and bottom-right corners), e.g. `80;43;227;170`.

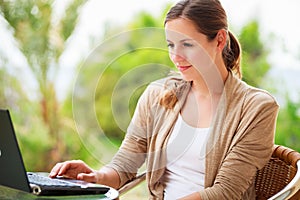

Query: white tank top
162;114;210;200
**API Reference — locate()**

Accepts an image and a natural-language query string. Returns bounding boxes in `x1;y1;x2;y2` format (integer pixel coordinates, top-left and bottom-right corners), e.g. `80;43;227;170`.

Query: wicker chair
255;145;300;200
118;145;300;200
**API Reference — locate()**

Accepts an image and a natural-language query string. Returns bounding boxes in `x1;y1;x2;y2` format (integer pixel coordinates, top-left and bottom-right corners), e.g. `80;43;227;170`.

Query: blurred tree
239;20;270;87
70;8;173;164
98;12;175;140
0;56;26;109
276;97;300;151
239;20;300;151
0;0;87;170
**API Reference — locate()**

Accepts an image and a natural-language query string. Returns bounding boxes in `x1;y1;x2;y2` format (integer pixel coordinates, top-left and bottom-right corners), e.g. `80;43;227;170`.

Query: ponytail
223;31;242;79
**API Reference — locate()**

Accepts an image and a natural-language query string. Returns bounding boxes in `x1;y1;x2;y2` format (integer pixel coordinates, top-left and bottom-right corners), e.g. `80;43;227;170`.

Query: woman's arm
180;192;202;200
94;166;121;188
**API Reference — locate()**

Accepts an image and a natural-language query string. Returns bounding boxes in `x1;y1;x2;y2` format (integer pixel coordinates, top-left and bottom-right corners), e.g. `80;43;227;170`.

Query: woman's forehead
165;18;206;42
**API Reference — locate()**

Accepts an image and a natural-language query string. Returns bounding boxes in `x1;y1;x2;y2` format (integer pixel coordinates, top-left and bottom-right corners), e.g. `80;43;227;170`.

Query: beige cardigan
107;72;279;199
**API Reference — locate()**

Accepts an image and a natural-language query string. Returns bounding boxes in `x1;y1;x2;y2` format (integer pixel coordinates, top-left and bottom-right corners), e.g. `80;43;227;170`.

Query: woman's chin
180;73;194;82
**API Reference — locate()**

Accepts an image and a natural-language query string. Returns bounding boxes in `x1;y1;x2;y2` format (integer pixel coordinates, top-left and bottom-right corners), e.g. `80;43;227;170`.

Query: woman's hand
49;160;121;188
49;160;98;183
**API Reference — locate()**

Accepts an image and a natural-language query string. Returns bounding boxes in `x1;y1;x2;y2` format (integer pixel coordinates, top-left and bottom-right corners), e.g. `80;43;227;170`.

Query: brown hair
164;0;242;78
160;0;242;109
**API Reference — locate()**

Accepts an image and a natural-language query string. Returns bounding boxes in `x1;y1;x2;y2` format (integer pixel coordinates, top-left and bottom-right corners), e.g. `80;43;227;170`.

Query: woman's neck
191;66;228;97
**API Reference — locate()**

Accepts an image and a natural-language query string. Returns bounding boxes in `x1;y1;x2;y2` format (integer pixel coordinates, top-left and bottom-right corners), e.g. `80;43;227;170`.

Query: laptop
0;109;117;198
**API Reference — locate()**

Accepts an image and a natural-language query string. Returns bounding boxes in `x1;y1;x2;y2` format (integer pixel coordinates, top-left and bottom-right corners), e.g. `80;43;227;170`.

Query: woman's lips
177;65;192;72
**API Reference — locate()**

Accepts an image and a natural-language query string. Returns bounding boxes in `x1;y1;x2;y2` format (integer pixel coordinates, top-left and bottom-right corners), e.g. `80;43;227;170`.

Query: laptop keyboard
27;173;79;187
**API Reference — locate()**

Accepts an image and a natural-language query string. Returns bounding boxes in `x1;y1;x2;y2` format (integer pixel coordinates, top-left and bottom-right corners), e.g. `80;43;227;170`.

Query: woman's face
165;18;218;82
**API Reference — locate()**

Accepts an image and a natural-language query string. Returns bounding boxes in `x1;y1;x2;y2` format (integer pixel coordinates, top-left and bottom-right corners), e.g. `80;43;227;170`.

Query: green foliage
0;57;27;110
129;12;159;28
60;0;85;41
95;48;172;142
68;9;175;162
239;20;270;87
238;20;300;151
73;23;173;149
0;0;52;79
275;98;300;152
0;0;87;171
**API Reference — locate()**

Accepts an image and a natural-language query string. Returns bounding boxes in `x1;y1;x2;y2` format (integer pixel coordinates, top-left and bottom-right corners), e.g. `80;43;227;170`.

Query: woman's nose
170;51;185;63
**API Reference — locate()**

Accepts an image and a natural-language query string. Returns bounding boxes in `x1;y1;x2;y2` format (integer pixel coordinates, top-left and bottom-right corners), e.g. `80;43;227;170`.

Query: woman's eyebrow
166;38;194;43
180;39;194;42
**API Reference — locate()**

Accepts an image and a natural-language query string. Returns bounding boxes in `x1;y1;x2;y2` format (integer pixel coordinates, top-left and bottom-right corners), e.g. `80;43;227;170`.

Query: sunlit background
0;0;299;199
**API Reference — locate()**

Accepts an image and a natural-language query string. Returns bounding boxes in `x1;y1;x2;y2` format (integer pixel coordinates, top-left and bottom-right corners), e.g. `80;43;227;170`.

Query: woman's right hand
49;160;99;183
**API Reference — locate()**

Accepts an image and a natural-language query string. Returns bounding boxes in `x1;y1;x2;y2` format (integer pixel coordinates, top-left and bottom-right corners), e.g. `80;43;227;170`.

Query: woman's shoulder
237;79;279;109
228;73;279;108
147;74;187;93
246;86;277;104
139;74;190;108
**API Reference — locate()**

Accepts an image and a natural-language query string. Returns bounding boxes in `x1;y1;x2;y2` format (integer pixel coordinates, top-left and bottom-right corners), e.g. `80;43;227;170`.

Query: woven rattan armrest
267;145;300;200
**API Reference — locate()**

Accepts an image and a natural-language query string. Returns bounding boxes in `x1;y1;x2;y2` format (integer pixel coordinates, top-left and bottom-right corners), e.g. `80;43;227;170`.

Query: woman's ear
216;29;227;51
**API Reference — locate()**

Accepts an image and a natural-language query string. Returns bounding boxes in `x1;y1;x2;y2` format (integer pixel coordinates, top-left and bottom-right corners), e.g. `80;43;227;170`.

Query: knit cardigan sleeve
105;81;163;187
199;85;279;200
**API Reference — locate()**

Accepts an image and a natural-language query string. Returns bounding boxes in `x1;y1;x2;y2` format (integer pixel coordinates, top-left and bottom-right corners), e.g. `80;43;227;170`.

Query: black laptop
0;109;117;197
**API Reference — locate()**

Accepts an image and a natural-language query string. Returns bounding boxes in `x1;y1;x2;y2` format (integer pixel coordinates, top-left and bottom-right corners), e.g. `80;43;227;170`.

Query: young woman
49;0;279;199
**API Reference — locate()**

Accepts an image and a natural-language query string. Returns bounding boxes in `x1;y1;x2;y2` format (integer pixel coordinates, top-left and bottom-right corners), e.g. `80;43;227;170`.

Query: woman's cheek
187;47;213;73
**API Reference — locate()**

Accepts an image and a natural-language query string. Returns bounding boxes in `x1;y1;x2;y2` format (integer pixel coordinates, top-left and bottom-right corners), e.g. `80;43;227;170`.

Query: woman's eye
167;43;174;48
183;42;193;47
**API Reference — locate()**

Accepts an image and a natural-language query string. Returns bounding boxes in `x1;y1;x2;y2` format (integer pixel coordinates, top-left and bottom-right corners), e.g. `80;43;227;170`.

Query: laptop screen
0;109;31;193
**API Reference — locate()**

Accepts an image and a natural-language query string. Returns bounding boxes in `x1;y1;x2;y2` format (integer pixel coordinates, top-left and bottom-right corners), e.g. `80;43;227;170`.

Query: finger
49;162;64;178
77;173;97;183
58;161;76;177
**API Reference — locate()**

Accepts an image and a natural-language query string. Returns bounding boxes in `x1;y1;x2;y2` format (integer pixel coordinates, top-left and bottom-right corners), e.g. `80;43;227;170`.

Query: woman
49;0;279;199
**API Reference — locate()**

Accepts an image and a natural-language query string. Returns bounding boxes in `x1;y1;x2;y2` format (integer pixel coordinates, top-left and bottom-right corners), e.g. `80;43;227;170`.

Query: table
0;184;119;200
